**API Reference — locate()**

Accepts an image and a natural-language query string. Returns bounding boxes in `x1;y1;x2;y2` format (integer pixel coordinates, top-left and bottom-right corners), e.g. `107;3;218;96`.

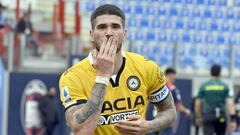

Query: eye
112;24;121;29
97;24;106;30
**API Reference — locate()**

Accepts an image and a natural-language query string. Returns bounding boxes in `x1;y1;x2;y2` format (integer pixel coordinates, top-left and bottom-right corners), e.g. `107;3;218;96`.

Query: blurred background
0;0;240;135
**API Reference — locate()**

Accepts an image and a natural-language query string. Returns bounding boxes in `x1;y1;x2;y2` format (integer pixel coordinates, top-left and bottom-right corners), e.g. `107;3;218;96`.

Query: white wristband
95;76;109;85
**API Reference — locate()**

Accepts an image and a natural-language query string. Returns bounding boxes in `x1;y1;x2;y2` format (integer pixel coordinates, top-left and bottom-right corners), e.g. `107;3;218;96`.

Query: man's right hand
93;36;117;78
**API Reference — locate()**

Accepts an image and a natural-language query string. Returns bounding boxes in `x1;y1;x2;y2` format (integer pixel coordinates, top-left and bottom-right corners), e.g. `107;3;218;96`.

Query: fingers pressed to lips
98;37;107;56
103;36;114;56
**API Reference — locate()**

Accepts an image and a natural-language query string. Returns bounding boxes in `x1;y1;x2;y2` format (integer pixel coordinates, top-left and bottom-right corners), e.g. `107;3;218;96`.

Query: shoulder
124;51;160;70
59;57;91;81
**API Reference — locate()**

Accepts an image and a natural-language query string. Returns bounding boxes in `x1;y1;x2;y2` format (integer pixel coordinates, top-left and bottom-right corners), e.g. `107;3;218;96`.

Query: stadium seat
204;9;212;18
217;35;225;44
182;33;191;42
233;22;240;32
170;6;178;16
210;22;218;31
146;31;155;41
219;0;227;6
192;7;201;18
135;4;143;14
196;0;205;4
175;20;184;29
140;18;149;27
86;2;96;12
158;6;166;16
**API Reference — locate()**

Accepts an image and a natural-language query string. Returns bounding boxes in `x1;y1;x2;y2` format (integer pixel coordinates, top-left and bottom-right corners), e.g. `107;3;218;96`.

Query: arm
147;93;177;133
176;103;191;116
226;98;237;131
194;98;202;126
65;83;107;134
65;37;117;134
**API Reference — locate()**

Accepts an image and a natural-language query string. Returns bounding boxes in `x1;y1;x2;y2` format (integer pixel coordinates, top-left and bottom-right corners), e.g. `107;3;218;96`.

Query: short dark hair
165;67;176;75
90;4;125;29
211;64;221;77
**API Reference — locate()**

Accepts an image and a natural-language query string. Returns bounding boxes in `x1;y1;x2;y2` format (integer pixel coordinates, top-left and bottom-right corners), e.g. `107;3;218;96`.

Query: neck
113;51;123;75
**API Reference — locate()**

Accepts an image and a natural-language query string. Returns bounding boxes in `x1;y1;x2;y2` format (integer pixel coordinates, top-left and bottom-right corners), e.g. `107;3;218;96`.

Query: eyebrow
96;23;122;28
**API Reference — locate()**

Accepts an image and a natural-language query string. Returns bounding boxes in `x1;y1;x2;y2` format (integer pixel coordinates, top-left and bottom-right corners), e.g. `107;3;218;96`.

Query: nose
105;27;114;38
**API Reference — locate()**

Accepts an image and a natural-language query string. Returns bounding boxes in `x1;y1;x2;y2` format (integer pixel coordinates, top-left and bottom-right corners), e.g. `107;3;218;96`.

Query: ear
123;29;127;38
89;30;94;42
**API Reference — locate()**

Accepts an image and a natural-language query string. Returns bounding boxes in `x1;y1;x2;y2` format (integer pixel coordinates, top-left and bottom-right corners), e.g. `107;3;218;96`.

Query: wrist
95;76;109;85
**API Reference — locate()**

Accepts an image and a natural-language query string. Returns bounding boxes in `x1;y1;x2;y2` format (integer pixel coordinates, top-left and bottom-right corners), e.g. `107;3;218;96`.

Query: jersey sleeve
171;88;182;104
59;71;88;111
145;60;169;104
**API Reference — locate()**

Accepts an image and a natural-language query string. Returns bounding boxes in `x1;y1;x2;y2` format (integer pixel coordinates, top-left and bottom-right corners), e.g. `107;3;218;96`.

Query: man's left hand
114;115;150;135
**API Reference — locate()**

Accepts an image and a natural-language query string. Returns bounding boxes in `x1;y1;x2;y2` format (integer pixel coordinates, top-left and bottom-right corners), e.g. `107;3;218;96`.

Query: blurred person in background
235;91;240;132
38;86;60;135
157;67;191;135
0;2;6;29
59;4;176;135
15;12;41;56
195;64;237;135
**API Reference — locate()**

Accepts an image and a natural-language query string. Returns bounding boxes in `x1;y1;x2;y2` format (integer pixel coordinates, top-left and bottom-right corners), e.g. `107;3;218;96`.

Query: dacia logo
101;95;145;113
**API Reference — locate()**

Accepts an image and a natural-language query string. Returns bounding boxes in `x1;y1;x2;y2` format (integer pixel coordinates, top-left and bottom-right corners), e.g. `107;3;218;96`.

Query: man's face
167;73;176;83
90;15;126;53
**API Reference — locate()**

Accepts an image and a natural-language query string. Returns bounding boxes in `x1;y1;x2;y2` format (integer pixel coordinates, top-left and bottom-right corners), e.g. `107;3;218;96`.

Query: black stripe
64;99;87;112
110;57;126;87
150;85;166;95
150;91;170;104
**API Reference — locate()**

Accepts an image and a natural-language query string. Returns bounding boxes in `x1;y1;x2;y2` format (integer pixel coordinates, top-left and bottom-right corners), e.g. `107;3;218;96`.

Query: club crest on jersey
127;76;140;91
62;86;71;102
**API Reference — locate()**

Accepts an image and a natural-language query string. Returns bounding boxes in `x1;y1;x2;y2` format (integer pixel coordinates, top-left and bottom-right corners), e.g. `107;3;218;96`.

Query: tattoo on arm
65;83;107;125
147;94;177;133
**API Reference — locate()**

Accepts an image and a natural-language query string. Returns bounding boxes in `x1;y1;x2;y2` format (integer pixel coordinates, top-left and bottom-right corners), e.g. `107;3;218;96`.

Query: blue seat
181;7;190;17
176;20;184;29
220;23;229;32
135;32;144;41
233;22;240;32
204;9;212;18
170;33;178;42
189;47;197;56
193;33;202;43
128;18;137;27
135;5;143;14
182;33;190;42
224;48;230;57
122;4;131;14
205;34;214;44
210;22;218;31
184;0;193;4
208;0;216;5
86;2;96;12
170;7;178;16
226;10;234;19
158;7;166;16
146;6;155;15
174;0;182;3
146;32;155;41
152;19;160;28
228;35;237;45
215;9;223;19
196;0;205;4
193;8;201;18
235;0;240;6
163;20;172;29
179;57;194;67
199;21;207;31
217;35;225;44
219;0;226;6
153;45;161;53
158;33;167;42
235;60;240;68
187;20;196;30
221;58;229;68
140;18;149;27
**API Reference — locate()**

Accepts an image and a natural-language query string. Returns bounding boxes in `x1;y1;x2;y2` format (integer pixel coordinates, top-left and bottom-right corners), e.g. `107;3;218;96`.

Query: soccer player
59;4;176;135
157;68;191;135
195;64;237;135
